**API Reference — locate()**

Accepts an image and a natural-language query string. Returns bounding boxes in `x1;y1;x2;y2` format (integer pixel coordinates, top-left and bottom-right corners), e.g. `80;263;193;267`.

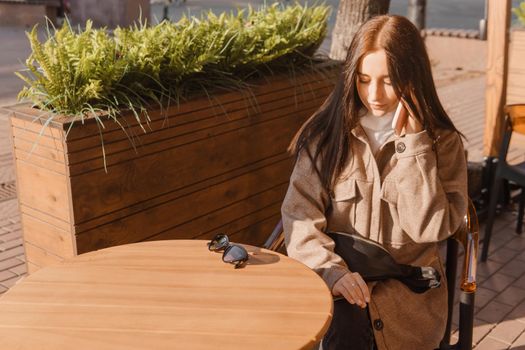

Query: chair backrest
441;198;479;350
505;104;525;135
264;198;479;350
264;220;284;252
498;104;525;163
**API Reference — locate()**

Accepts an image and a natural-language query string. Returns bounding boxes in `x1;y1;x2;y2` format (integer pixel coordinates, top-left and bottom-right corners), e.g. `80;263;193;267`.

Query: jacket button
396;142;406;153
373;319;384;331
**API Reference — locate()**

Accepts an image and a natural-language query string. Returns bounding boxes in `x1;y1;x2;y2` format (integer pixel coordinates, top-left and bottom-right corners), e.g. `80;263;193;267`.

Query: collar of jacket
351;123;397;157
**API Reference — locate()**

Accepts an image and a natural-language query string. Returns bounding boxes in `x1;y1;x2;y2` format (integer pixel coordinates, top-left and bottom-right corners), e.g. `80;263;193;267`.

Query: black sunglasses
207;233;249;269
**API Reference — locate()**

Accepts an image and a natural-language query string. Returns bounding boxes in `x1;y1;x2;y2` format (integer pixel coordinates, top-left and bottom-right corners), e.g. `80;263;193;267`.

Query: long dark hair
289;15;462;190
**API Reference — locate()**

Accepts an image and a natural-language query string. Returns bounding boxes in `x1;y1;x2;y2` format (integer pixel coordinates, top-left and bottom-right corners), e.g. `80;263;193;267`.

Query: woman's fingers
394;99;423;135
333;277;355;304
340;284;357;305
353;272;371;303
343;273;368;308
332;272;371;309
345;274;367;307
343;280;366;308
393;102;408;136
405;114;423;133
400;99;423;134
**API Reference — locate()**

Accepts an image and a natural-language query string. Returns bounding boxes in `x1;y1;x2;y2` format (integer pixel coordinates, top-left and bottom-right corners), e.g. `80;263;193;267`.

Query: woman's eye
358;78;370;84
384;80;392;86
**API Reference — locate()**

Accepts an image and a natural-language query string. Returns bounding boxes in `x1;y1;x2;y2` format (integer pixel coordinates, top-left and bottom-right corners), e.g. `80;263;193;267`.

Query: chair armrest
453;199;479;293
264;219;284;251
447;198;479;350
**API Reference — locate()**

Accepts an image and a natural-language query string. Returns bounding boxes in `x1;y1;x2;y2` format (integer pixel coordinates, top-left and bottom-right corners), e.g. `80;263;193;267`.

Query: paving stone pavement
0;200;24;294
0;101;24;294
469;213;525;350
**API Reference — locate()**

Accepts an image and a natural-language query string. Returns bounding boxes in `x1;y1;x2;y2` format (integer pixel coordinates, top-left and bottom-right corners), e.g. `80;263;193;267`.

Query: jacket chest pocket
329;178;360;232
380;180;411;245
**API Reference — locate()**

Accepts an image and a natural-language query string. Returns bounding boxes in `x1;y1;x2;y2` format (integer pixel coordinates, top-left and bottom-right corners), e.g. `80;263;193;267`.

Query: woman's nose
369;81;383;101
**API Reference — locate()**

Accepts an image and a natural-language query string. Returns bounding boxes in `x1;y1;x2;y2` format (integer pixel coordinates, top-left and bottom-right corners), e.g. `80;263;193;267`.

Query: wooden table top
0;240;333;350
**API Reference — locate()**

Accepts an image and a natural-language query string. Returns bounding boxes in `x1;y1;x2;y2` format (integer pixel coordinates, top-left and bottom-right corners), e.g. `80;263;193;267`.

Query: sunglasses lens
222;244;248;268
207;234;229;251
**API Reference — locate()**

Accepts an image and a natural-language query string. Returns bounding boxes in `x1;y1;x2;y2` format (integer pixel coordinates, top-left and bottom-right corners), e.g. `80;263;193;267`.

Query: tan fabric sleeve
281;148;349;292
391;129;468;243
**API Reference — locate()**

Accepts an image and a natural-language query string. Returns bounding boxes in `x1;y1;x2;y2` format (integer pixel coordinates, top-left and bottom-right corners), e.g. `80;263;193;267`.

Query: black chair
264;199;479;350
481;104;525;262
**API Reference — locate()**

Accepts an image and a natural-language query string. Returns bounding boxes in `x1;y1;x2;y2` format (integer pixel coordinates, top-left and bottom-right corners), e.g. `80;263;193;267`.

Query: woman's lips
370;103;386;109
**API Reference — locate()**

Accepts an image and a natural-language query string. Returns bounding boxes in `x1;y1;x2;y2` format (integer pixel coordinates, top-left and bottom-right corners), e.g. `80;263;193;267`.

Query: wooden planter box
4;62;339;273
507;28;525;104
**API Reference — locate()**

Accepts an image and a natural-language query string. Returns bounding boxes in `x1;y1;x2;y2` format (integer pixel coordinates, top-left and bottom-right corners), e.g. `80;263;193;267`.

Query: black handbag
327;231;441;293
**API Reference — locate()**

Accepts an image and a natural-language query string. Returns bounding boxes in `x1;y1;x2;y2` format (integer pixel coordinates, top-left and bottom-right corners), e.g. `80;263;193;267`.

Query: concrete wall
0;2;58;27
69;0;150;28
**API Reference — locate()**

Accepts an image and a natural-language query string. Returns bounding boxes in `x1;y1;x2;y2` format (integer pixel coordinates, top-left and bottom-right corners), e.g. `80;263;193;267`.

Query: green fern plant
15;1;331;167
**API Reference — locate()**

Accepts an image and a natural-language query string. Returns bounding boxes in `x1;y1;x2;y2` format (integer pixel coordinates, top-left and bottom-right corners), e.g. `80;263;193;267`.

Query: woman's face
356;49;398;117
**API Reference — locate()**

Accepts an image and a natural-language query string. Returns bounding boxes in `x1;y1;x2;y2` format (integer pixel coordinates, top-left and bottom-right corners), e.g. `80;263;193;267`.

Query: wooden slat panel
229;211;282;248
7;66;339;268
16;161;71;223
14;149;67;175
61;83;331;164
3;65;336;140
69;95;328;176
148;202;282;248
75;159;291;252
7;79;332;158
62;80;334;155
11;127;66;152
12;136;67;164
20;204;71;233
23;242;64;268
140;191;284;248
21;214;75;259
10;115;65;140
61;64;340;140
72;152;290;234
69;106;315;223
26;261;39;274
4;62;338;136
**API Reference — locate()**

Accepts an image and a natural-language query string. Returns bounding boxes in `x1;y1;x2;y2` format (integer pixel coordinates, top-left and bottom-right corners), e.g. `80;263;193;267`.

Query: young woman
281;15;468;350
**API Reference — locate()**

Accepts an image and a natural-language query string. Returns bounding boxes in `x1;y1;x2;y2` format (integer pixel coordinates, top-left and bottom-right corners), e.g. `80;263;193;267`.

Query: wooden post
407;0;426;30
483;0;511;157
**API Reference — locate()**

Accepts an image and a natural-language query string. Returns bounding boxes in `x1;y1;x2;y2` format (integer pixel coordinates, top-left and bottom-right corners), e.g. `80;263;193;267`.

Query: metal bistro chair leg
458;291;475;350
481;177;503;262
456;198;479;350
517;188;525;234
441;238;458;348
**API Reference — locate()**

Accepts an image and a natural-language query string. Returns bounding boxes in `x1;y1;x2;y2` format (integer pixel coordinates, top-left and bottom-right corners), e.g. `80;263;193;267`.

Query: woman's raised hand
392;100;423;135
332;272;370;308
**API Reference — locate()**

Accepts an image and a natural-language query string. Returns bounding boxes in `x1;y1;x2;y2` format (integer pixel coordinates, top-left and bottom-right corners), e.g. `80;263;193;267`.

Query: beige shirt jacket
281;125;468;350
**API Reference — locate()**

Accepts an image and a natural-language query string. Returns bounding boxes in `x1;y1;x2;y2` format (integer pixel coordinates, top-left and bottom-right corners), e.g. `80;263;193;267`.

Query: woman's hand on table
332;272;370;308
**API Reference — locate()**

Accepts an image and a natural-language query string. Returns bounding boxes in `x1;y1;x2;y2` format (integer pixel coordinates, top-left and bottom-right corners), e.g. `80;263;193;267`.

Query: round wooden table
0;240;333;350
